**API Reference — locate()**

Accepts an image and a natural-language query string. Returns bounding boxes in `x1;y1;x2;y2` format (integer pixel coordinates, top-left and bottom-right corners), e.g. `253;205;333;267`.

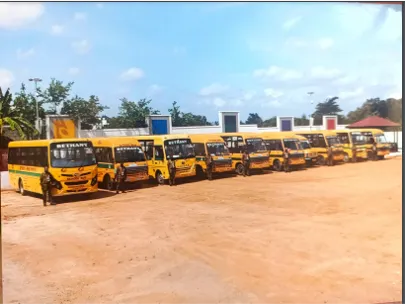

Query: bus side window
34;147;48;167
193;143;205;156
154;146;164;161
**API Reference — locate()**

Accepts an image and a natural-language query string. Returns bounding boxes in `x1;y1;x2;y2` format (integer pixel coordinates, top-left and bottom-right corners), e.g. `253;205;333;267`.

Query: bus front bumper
250;161;270;169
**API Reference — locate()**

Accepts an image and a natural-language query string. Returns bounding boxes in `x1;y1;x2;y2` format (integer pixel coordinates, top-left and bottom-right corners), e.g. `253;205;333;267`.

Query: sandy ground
1;158;402;304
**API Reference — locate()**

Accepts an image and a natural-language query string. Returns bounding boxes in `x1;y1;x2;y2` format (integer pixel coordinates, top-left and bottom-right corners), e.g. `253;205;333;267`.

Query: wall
80;128;149;138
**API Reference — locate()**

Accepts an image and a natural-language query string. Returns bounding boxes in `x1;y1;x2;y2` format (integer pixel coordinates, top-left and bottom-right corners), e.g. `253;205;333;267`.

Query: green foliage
0;87;36;139
168;101;212;127
106;98;160;128
261;116;277;127
312;96;343;125
245;113;263;125
37;78;74;114
61;95;109;130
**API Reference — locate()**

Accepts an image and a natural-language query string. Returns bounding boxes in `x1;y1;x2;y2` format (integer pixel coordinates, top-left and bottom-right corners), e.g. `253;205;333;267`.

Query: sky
0;1;402;122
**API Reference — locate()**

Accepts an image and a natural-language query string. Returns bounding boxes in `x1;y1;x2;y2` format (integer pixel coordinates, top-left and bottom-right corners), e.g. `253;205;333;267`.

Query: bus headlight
91;176;97;186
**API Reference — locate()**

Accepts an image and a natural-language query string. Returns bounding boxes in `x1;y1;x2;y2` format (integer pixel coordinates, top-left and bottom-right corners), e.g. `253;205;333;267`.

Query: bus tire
156;171;165;185
343;153;349;163
19;179;26;196
317;156;326;166
103;175;114;191
378;155;384;160
273;160;281;171
196;165;205;178
236;163;244;175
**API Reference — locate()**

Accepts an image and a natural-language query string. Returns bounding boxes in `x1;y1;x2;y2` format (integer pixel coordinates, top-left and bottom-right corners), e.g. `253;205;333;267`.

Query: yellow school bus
294;134;318;166
91;137;149;190
294;130;345;165
335;129;370;162
216;133;270;174
8;138;98;197
135;134;196;184
261;132;306;171
343;128;391;160
189;134;233;178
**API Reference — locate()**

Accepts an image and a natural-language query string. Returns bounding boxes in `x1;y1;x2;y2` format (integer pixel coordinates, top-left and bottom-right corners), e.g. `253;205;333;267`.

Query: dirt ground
1;157;402;304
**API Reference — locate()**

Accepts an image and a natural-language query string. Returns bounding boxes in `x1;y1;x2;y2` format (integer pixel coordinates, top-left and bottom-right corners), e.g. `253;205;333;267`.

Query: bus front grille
64;180;88;186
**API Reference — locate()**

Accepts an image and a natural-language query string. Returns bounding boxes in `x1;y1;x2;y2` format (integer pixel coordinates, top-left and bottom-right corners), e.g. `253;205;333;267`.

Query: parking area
1;157;402;304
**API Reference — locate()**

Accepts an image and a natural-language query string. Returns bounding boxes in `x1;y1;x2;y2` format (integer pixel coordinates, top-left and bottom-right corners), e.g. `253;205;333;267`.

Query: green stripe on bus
9;170;41;177
98;163;114;169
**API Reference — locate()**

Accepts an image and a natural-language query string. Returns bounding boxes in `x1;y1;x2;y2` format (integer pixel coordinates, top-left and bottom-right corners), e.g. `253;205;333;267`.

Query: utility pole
29;78;42;137
307;92;314;131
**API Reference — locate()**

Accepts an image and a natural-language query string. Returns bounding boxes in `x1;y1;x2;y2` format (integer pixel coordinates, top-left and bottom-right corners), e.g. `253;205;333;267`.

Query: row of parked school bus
7;128;391;198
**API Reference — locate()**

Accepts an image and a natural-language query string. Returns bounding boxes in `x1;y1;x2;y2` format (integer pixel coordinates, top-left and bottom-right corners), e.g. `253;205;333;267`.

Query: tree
168;101;183;127
0;87;36;139
294;114;309;126
312;96;343;125
37;78;74;114
61;95;109;130
245;113;263;126
168;101;212;126
13;83;46;138
107;98;160;128
261;116;277;127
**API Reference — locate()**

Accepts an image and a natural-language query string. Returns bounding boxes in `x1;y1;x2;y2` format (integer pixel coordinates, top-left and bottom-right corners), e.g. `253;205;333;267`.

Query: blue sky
0;2;402;121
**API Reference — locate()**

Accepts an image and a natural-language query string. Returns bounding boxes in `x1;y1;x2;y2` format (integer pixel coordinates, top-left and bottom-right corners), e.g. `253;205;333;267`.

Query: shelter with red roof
347;116;401;130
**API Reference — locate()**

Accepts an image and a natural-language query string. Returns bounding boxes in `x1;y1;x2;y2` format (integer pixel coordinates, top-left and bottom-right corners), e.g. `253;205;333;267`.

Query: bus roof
134;134;191;141
294;130;339;137
8;138;93;148
260;132;299;140
90;137;141;147
215;132;265;140
189;134;225;143
342;128;384;134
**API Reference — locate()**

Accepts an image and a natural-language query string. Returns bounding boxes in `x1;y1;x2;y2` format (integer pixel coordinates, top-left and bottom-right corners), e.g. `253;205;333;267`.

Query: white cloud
285;38;307;48
148;84;164;94
264;88;284;98
71;39;91;54
243;91;256;101
120;67;145;81
262;100;281;108
68;67;80;76
376;8;402;41
74;12;87;20
253;66;303;81
96;3;104;9
339;87;365;99
318;38;334;50
16;48;35;59
309;66;342;80
0;3;44;29
199;83;229;96
282;17;302;30
212;97;227;107
51;24;64;35
0;69;14;89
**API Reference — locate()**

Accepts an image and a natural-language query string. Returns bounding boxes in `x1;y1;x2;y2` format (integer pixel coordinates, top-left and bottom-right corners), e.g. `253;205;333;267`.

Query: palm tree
0;87;37;139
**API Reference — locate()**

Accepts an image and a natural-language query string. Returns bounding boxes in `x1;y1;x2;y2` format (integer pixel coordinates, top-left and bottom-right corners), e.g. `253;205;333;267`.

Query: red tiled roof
347;116;401;128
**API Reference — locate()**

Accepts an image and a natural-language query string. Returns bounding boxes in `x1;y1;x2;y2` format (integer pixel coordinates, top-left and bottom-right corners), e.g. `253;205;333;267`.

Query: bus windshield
207;142;230;156
375;134;387;143
283;139;300;150
326;136;340;147
50;142;96;168
114;146;145;163
351;133;367;145
300;140;311;149
245;138;267;153
164;139;195;159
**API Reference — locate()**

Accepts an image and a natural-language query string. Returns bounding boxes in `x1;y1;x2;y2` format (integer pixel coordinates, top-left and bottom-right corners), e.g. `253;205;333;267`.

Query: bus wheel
156;172;165;185
104;175;114;191
196;166;205;178
343;153;349;163
378;155;384;160
236;163;244;175
317;156;326;166
19;179;26;196
273;160;281;171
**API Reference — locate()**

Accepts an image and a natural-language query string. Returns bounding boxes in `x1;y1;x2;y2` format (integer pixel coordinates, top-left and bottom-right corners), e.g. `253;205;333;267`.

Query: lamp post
29;78;42;134
307;91;314;131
